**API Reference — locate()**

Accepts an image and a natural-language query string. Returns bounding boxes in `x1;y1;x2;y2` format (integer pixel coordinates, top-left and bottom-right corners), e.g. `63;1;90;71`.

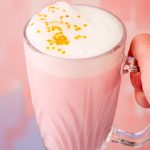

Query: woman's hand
129;33;150;108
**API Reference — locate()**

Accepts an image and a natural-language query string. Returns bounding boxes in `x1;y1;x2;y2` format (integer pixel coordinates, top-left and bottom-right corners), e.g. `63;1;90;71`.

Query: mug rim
23;3;127;61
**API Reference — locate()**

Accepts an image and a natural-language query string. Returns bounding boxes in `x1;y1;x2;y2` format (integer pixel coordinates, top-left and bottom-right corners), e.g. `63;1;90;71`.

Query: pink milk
24;39;125;150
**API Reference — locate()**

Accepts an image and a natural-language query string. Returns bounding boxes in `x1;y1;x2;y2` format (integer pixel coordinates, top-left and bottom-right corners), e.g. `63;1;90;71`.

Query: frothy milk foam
24;2;125;150
26;2;123;59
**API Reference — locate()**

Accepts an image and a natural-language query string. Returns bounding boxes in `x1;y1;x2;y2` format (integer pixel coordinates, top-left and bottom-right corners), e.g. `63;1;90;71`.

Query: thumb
129;33;150;108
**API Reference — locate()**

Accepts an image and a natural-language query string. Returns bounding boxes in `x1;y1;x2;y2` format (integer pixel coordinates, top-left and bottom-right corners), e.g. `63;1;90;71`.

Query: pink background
0;0;150;149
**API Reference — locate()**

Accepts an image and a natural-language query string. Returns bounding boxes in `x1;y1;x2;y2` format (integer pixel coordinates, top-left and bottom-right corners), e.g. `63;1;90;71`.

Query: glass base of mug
44;142;109;150
100;141;109;150
43;137;109;150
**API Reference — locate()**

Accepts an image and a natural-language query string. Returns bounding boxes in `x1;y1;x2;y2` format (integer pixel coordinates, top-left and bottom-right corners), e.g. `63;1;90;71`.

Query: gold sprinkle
45;22;48;26
57;48;61;52
48;6;55;9
51;26;55;31
31;22;34;26
59;21;64;24
65;22;71;28
74;35;82;40
83;24;87;27
47;39;50;42
62;50;66;55
47;39;52;42
66;41;70;45
59;31;63;34
58;27;62;30
74;35;87;39
74;35;80;39
57;27;62;31
52;33;70;46
67;25;71;29
37;30;41;33
46;46;50;50
74;25;82;31
60;16;63;19
82;36;87;38
75;27;81;31
52;46;55;50
52;10;55;13
65;15;69;18
56;7;59;10
40;18;46;20
77;15;81;18
38;14;43;16
47;39;54;45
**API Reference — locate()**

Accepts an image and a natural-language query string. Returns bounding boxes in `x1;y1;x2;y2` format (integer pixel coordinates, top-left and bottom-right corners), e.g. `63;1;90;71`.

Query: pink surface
0;0;150;150
135;0;150;30
100;0;132;21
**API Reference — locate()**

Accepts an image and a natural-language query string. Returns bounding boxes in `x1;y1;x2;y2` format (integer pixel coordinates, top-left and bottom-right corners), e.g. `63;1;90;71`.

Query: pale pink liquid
24;41;124;150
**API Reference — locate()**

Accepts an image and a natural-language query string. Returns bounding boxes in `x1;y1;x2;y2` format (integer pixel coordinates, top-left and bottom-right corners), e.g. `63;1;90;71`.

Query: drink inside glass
24;2;148;150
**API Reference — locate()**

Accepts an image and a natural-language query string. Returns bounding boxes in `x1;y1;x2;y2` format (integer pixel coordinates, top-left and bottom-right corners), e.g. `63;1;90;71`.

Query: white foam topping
26;2;124;59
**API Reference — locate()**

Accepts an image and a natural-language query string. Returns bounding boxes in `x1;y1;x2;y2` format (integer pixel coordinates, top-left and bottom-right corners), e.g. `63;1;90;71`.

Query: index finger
129;33;150;103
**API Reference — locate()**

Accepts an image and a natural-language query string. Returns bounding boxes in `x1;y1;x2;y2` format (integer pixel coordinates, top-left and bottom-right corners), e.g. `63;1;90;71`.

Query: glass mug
23;5;150;150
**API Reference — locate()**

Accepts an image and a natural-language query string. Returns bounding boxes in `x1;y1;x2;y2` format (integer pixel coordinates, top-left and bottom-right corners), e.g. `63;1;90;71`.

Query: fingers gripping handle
108;56;150;148
123;56;140;74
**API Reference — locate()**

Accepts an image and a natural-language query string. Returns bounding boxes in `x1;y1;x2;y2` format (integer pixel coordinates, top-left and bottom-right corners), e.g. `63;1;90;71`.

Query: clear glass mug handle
107;56;150;148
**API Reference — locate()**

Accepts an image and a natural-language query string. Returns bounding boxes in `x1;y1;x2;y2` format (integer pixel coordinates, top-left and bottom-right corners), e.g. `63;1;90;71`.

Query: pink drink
24;2;125;150
24;43;124;150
